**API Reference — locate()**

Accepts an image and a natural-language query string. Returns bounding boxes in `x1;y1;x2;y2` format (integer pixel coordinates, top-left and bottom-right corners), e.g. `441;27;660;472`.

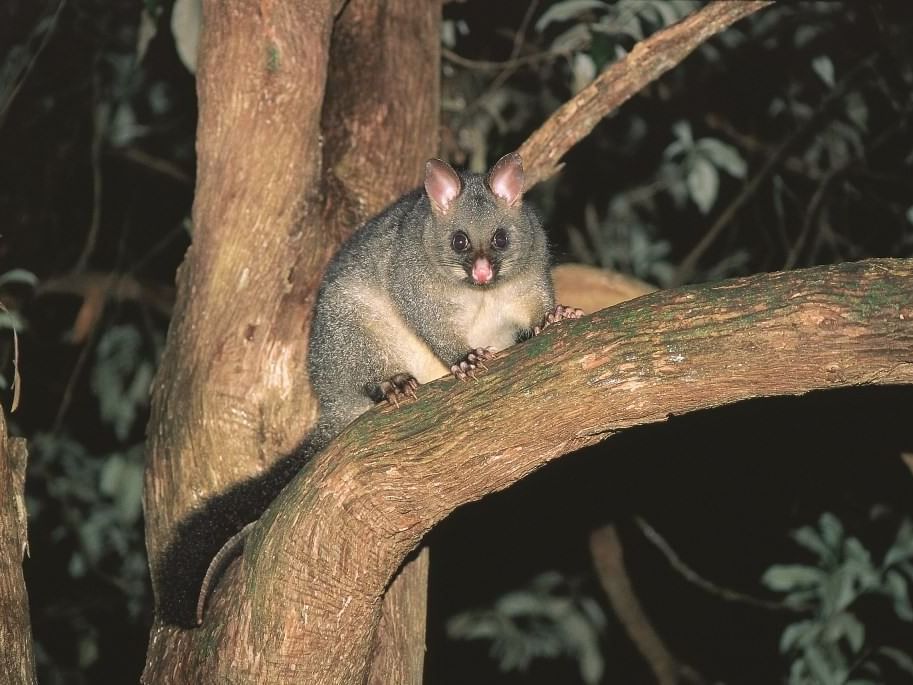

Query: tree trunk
142;0;439;680
0;410;36;685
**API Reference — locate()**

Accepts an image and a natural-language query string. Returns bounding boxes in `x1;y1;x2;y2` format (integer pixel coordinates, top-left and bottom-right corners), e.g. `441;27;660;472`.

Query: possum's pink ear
487;152;524;207
425;159;462;214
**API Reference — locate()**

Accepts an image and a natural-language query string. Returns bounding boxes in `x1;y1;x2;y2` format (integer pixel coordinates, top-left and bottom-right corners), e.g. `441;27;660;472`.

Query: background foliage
0;0;911;682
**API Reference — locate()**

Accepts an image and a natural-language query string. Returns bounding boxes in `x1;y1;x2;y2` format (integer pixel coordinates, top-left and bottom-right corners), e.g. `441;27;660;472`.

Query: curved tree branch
145;258;913;683
519;0;774;189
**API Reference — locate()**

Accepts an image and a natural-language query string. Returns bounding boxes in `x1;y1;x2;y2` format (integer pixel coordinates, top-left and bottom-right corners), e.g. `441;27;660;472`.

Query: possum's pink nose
472;257;493;284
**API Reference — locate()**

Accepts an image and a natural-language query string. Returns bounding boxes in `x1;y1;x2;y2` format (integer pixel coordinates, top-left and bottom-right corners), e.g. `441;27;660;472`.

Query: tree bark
145;258;913;683
142;0;439;680
0;410;36;685
367;548;430;685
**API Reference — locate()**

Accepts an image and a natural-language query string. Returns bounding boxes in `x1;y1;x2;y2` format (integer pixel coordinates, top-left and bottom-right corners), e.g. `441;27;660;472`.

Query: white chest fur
456;280;537;351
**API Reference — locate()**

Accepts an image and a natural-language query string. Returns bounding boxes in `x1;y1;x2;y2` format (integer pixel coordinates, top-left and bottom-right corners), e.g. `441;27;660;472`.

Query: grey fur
308;153;555;437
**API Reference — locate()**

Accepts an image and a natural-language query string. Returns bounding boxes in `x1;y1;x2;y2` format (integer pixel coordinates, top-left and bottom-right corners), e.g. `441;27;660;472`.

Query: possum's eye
491;229;509;250
451;231;470;252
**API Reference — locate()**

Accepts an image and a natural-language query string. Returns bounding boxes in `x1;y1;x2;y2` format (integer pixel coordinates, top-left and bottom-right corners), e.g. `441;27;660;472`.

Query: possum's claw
450;348;494;380
533;304;584;335
378;373;419;407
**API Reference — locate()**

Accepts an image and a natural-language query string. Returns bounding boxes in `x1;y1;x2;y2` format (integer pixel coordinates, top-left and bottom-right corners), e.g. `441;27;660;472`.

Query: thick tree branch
0;410;36;684
142;0;440;680
147;258;913;683
519;0;773;189
144;0;340;599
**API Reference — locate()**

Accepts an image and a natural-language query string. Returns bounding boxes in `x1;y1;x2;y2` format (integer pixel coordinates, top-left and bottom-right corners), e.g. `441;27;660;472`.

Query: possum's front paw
533;304;584;335
378;373;419;407
450;348;494;380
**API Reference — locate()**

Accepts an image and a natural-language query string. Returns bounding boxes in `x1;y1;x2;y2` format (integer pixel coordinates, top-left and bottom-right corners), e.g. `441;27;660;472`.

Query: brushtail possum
162;152;582;626
309;151;575;437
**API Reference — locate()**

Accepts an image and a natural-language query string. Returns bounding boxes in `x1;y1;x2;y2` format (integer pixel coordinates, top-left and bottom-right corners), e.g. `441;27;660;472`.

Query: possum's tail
154;424;333;627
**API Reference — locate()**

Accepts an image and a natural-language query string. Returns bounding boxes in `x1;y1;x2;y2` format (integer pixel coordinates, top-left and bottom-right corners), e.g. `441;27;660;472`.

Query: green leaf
878;647;913;675
823;612;864;652
884;569;913;620
842;537;873;568
812;55;835;87
171;0;201;74
696;138;747;178
673;120;693;146
819;512;845;550
844;92;869;132
763;564;827;592
793;524;833;562
822;567;860;615
884;519;913;567
780;620;816;652
92;325;152;440
535;0;608;31
804;643;842;685
100;452;144;524
0;310;26;331
687;156;718;214
0;269;38;288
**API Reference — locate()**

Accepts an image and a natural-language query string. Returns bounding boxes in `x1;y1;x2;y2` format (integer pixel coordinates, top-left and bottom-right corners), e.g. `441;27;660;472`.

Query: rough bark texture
519;0;773;189
145;258;913;683
367;548;430;685
144;0;339;591
0;410;36;685
142;0;439;680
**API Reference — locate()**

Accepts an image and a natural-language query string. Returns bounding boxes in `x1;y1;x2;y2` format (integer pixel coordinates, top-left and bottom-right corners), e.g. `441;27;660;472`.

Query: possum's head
422;153;548;287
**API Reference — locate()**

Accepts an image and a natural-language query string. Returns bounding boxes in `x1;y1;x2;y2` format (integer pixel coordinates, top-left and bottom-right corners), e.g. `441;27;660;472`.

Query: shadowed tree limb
590;524;705;685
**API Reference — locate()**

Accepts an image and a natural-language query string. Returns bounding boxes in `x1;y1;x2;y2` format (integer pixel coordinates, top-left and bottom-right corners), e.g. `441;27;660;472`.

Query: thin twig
783;167;843;270
121;147;194;185
73;94;109;273
590;524;704;685
510;0;540;62
0;0;67;129
441;47;561;71
635;516;806;613
38;272;175;317
455;0;546;124
50;279;109;433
